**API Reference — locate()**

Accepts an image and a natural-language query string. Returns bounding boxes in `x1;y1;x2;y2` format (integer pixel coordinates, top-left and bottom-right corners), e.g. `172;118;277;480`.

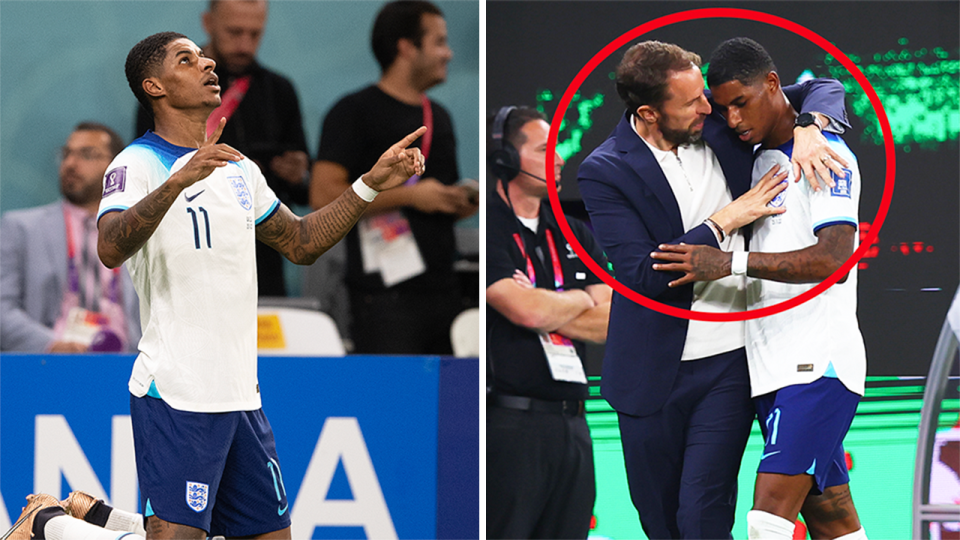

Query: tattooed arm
256;195;366;265
258;127;427;265
649;224;855;288
98;120;242;268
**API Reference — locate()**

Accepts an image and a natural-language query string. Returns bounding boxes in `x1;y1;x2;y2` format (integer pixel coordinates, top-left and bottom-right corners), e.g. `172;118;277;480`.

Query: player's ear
143;77;164;100
765;71;780;93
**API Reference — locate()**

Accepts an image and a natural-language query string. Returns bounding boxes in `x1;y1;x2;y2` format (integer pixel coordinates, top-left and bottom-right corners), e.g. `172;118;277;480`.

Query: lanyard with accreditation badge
61;206;122;349
512;228;588;384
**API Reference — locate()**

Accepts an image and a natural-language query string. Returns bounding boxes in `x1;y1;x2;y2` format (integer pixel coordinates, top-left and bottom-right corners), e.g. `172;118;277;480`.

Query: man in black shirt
486;106;612;539
311;0;478;354
136;0;310;297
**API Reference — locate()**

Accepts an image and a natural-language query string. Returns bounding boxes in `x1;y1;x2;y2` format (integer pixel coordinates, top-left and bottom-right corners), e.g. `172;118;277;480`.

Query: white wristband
731;251;749;276
352;177;379;202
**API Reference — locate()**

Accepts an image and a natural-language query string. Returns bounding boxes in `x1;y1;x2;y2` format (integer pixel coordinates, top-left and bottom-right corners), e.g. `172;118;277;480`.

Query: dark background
488;1;959;376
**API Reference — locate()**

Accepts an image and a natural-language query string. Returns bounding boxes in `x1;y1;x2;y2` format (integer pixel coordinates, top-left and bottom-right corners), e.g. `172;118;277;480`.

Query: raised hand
172;117;244;190
361;126;427;192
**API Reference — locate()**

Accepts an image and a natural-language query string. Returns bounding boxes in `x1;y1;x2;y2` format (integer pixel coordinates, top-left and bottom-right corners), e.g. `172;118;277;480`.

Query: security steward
485;106;612;540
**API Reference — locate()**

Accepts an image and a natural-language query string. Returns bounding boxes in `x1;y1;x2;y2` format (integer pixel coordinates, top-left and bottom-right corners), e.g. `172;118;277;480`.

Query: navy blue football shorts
130;393;291;536
753;376;861;493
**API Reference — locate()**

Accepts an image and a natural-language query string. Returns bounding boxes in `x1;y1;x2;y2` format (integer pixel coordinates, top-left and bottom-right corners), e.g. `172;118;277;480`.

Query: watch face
796;113;816;127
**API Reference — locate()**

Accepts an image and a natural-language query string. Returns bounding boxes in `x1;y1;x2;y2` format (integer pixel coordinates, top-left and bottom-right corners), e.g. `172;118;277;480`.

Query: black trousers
486;405;595;539
349;286;462;355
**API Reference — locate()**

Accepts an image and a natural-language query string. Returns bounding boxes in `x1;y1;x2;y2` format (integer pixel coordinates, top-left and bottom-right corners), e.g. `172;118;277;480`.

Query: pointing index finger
205;117;226;146
394;126;427;150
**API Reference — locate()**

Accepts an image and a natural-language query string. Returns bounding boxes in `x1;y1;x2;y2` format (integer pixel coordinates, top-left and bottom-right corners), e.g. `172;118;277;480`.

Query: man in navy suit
577;40;849;539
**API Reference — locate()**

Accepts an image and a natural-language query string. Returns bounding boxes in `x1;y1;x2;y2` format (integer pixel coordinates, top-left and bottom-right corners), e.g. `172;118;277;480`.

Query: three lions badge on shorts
186;481;209;512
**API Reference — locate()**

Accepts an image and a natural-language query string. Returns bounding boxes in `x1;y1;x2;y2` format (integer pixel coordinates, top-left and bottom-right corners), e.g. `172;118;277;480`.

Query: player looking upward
88;31;424;540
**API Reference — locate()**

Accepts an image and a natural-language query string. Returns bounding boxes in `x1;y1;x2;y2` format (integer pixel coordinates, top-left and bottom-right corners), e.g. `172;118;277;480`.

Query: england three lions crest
229;176;253;210
186;481;209;512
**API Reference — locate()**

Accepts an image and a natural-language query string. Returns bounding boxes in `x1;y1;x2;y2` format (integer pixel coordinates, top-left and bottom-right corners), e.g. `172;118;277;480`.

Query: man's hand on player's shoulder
792;117;850;192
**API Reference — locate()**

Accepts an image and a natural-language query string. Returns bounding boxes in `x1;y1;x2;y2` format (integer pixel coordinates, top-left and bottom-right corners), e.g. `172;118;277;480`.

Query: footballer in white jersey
95;32;426;539
747;133;866;398
99;130;279;413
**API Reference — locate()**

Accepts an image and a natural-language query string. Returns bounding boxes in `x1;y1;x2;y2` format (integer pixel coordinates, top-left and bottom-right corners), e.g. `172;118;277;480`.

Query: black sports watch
795;112;821;130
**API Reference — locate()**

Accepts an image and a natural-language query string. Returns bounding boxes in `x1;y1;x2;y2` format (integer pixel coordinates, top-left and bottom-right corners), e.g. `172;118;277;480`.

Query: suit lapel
613;114;685;238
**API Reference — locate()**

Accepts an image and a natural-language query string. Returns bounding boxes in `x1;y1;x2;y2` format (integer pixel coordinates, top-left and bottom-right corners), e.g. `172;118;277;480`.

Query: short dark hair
616;41;702;114
486;106;545;152
73;122;125;158
125;32;188;118
706;37;777;89
371;0;443;73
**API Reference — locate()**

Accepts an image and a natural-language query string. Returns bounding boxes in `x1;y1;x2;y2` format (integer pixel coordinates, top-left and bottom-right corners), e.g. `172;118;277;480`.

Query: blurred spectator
310;0;478;354
136;0;310;297
1;122;140;353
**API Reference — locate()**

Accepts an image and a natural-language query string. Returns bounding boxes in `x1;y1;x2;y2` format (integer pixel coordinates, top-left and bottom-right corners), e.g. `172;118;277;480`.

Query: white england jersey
746;132;866;397
98;131;280;413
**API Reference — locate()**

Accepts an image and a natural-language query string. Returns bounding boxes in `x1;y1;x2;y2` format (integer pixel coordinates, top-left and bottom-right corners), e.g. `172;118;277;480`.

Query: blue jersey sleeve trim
255;199;281;225
97;205;129;222
813;218;858;233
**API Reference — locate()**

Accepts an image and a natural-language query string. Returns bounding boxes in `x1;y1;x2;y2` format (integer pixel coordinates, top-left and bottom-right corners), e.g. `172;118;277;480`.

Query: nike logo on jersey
278;503;288;516
760;451;781;461
185;190;205;202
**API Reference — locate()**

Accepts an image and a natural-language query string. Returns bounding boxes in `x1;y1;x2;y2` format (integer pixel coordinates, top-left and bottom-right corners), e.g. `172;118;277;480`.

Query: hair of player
615;40;702;114
371;0;443;73
125;31;188;119
706;37;778;90
73;122;125;158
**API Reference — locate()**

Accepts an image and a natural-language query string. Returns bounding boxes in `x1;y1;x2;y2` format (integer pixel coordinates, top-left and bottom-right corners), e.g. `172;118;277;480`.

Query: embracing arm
651;224;856;287
744;224;855;283
784;79;852;189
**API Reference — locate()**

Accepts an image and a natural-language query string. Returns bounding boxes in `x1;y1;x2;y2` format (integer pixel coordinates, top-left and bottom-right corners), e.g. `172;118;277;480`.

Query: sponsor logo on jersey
760;450;781;460
229;176;253;210
797;364;814;372
767;179;788;208
103;167;127;197
185;189;205;203
186;481;209;512
565;243;578;259
830;169;852;198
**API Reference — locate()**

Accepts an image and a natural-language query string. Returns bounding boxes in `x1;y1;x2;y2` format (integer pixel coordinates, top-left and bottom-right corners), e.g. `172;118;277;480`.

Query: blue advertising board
0;354;478;539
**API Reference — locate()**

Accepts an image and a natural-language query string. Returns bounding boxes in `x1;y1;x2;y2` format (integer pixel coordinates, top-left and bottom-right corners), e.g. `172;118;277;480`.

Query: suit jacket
578;79;849;417
0;201;141;352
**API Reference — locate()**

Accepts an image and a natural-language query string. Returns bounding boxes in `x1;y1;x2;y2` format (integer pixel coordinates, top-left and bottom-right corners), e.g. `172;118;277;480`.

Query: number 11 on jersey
187;207;212;249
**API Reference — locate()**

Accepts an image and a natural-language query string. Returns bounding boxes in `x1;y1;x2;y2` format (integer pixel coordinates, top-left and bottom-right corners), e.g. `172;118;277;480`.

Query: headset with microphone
488;106;551;184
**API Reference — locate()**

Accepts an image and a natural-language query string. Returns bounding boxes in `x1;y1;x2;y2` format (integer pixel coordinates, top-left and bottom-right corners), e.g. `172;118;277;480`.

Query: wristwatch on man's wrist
795;112;822;131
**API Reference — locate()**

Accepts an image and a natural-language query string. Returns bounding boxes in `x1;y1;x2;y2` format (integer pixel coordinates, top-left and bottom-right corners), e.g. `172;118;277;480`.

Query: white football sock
833;527;868;540
105;508;146;537
44;515;143;540
747;509;796;540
